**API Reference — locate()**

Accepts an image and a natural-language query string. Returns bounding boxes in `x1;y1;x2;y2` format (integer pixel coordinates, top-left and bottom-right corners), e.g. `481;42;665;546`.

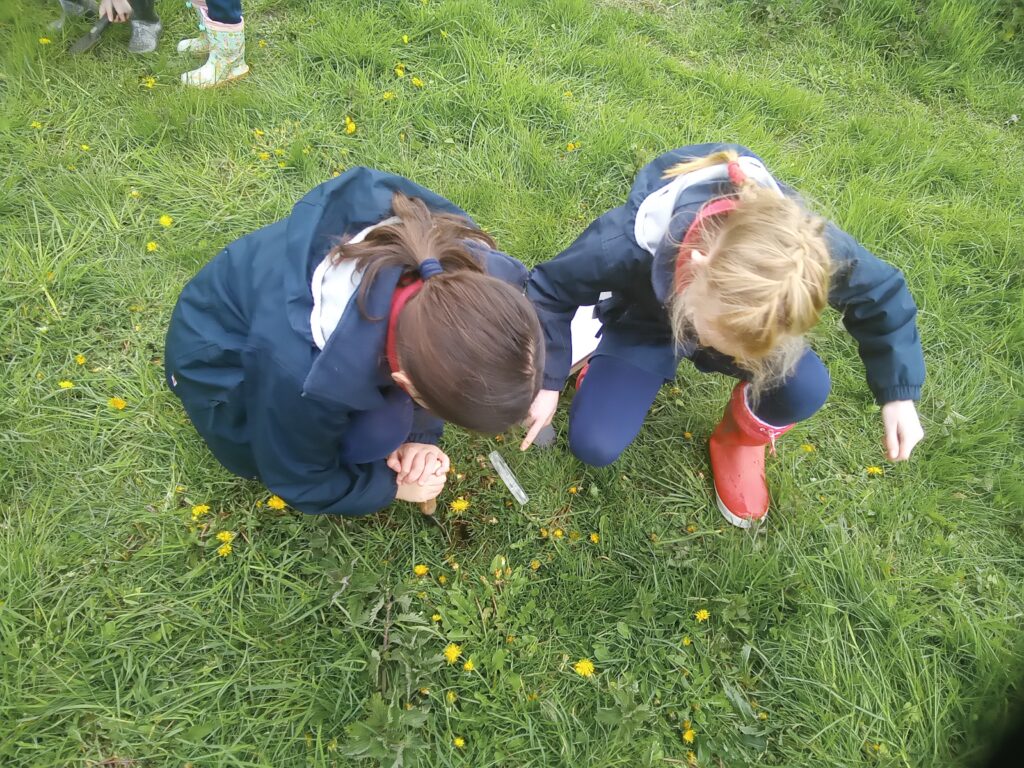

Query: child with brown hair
166;168;543;516
522;143;925;528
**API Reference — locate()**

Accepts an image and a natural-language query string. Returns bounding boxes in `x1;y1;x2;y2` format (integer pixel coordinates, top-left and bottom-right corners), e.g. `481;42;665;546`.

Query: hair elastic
418;258;444;280
727;160;747;186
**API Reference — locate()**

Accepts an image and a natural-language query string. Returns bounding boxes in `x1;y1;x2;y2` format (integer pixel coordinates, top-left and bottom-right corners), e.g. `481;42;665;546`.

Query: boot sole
183;64;250;88
714;490;763;529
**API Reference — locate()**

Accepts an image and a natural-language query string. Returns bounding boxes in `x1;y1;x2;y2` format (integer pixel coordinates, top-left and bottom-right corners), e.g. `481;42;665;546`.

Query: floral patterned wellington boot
181;8;248;87
709;382;794;528
176;0;210;55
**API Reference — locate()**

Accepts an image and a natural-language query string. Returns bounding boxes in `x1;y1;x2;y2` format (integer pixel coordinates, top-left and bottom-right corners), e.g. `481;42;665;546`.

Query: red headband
386;276;424;379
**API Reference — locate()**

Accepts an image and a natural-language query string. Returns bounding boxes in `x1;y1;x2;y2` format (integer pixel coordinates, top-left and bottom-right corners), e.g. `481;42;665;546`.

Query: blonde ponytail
664;149;742;179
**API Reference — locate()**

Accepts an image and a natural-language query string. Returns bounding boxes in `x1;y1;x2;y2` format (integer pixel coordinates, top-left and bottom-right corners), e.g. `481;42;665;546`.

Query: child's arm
527;206;652;391
827;224;926;459
246;370;400;516
522;206;651;449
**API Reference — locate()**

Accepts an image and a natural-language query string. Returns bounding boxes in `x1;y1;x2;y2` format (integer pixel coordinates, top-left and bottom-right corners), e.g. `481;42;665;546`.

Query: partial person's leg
568;355;665;467
128;0;162;52
181;0;248;86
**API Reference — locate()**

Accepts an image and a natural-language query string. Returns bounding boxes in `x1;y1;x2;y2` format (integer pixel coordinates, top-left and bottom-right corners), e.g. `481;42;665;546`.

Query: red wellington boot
709;382;793;528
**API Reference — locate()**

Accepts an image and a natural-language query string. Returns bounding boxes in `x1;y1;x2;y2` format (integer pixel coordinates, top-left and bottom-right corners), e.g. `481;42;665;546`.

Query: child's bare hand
98;0;132;22
387;443;450;485
521;389;560;450
395;475;445;504
881;400;924;461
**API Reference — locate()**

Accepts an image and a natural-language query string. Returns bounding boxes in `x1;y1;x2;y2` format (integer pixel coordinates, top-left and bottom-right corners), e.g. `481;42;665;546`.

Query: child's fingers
386;451;402;473
884;421;900;461
407;452;428;485
436;453;451;476
520;419;545;451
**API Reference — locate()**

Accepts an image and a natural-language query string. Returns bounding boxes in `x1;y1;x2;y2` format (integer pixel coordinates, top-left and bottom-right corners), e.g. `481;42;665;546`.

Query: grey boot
50;0;98;31
129;19;162;52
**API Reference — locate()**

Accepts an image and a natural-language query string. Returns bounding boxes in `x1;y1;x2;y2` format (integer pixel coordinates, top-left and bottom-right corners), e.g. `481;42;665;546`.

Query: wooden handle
419;499;437;516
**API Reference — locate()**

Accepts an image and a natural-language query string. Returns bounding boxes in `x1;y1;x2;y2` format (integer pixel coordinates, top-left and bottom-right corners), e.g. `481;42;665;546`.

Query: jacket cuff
543;373;567;391
875;385;921;404
407;431;441;445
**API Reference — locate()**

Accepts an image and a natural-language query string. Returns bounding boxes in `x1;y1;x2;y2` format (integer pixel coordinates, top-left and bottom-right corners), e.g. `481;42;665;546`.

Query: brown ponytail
328;192;544;434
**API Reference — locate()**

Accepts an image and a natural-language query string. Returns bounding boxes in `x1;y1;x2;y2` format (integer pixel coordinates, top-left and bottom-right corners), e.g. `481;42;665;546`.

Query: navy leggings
568;348;831;468
206;0;242;24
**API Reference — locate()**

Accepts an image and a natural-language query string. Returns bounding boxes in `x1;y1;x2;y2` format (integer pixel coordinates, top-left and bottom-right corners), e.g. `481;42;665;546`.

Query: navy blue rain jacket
527;143;924;404
165;168;528;516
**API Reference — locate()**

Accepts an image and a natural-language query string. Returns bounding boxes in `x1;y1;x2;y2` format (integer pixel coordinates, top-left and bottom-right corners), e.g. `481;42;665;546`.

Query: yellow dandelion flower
402;34;410;44
419;687;430;695
589;533;600;543
530;559;541;571
383;90;396;100
394;63;406;77
80;144;90;151
273;148;285;156
686;524;697;533
216;530;235;543
277;161;287;168
108;396;127;410
258;39;267;48
563;90;573;98
694;609;710;622
191;504;210;519
74;354;87;365
553;528;564;539
146;241;159;252
453;736;465;749
257;151;270;161
443;643;461;664
526;691;539;701
450;497;470;513
31;121;43;129
267;495;286;510
682;636;692;646
866;466;884;477
682;728;696;744
159;214;173;228
417;590;427;599
683;431;693;440
446;690;458;704
539;527;549;538
441;30;449;39
344;116;357;135
573;658;595;677
411;76;424;88
142;76;156;88
253;128;265;137
687;749;698;766
758;711;768;720
129;189;141;199
438;574;448;585
566;141;580;152
39;37;52;45
413;564;429;577
462;658;475;672
431;613;442;622
568;486;578;494
217;541;233;557
58;380;74;389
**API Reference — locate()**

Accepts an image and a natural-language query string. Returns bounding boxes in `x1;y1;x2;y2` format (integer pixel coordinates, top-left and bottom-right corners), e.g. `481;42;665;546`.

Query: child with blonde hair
522;143;924;528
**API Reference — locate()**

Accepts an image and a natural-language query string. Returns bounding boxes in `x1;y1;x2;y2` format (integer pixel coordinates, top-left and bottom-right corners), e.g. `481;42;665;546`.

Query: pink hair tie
727;160;747;185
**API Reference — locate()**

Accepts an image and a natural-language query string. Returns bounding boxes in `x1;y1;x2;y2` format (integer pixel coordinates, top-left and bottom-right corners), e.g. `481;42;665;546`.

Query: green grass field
2;0;1023;766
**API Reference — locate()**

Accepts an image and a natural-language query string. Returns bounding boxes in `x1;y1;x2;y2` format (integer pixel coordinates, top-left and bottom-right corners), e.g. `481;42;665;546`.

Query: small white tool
488;451;529;505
